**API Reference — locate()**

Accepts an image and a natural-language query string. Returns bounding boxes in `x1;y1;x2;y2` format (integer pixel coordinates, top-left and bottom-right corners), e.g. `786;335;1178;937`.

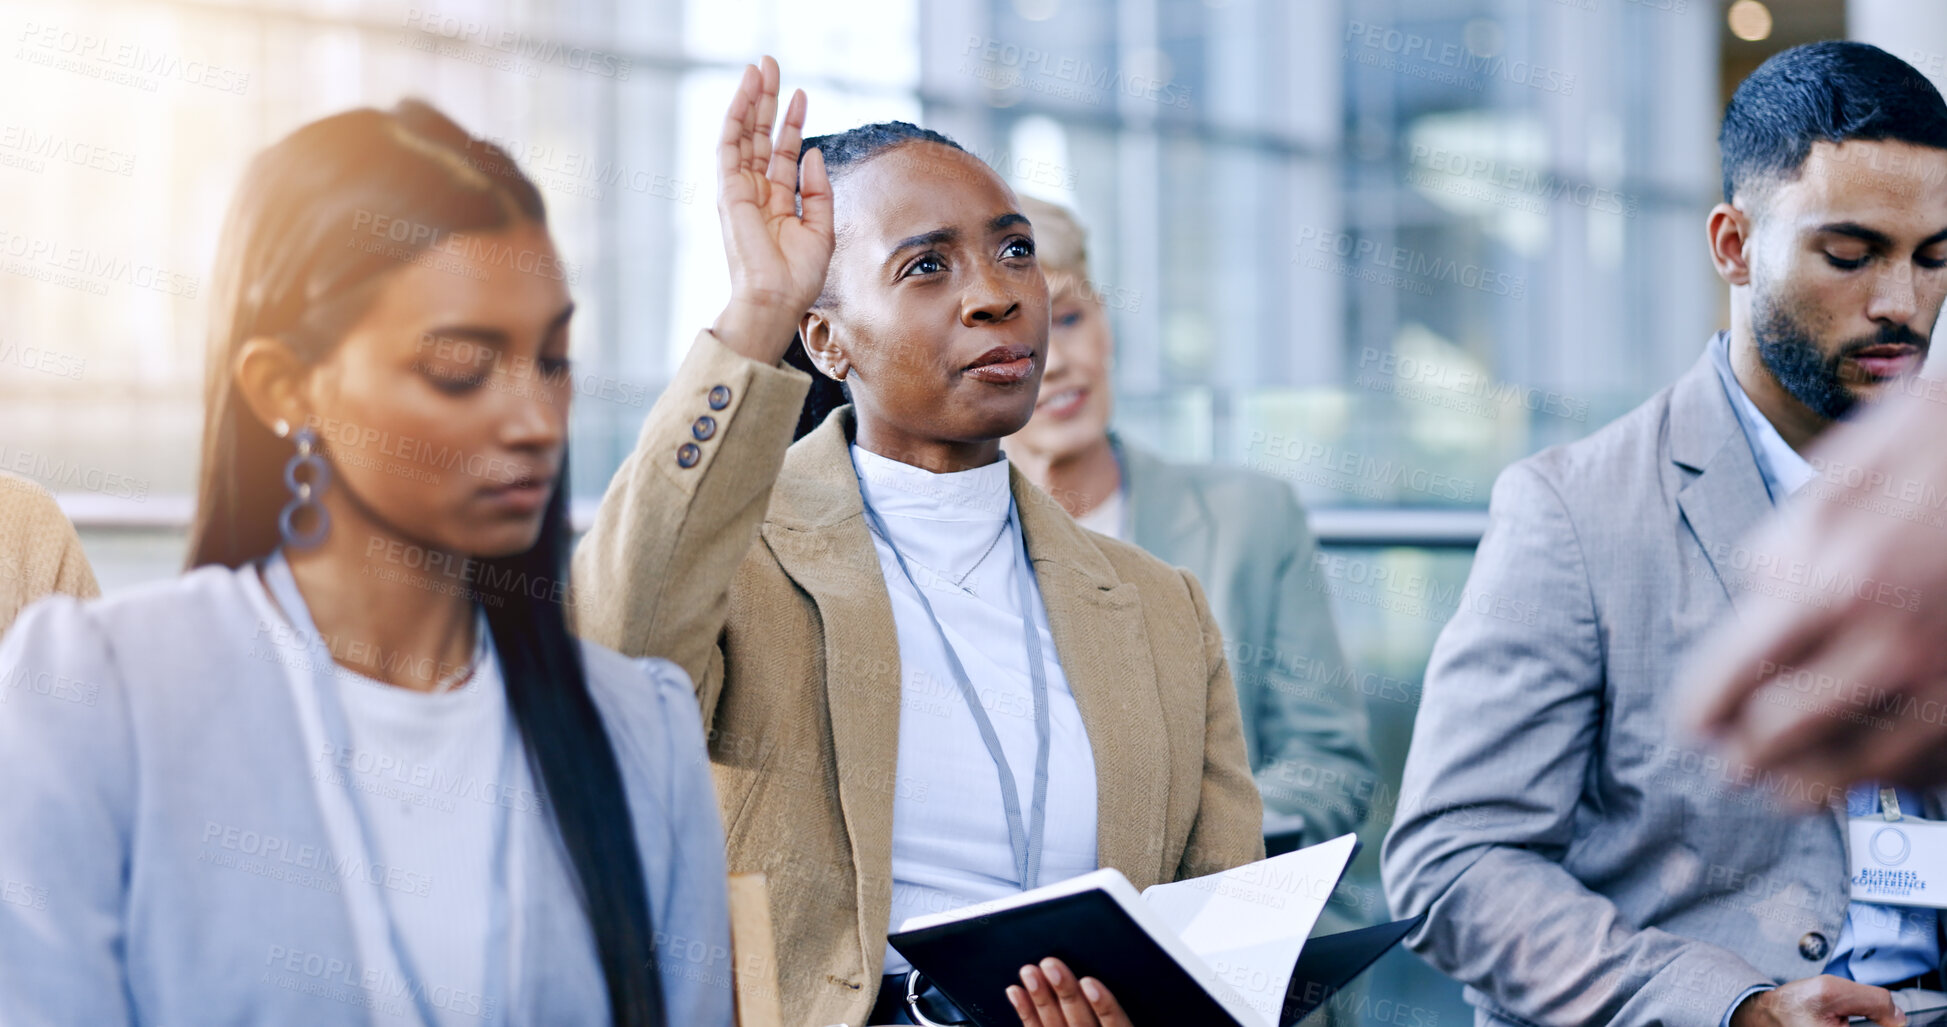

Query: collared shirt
1709;331;1940;998
851;445;1099;977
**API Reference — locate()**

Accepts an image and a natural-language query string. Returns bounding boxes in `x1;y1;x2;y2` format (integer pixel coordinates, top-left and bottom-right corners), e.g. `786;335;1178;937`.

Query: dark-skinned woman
573;59;1263;1027
0;100;740;1025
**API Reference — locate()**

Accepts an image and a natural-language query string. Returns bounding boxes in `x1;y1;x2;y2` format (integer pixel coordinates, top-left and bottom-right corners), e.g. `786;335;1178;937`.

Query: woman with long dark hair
0;77;821;1023
576;60;1263;1027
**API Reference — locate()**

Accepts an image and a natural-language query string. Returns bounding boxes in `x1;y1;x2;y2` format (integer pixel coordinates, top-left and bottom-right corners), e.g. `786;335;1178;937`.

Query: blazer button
1798;931;1830;961
676;442;701;468
691;415;717;441
707;384;732;410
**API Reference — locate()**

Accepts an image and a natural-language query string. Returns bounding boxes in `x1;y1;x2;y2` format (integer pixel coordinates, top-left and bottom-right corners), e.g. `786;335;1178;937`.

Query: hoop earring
278;425;332;549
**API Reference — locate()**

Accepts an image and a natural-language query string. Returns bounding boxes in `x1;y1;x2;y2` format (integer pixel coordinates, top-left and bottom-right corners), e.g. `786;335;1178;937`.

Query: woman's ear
799;310;849;382
232;336;310;438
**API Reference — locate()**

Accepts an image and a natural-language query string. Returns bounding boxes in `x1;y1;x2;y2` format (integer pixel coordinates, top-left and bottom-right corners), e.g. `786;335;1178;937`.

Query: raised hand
1684;387;1947;792
711;55;834;365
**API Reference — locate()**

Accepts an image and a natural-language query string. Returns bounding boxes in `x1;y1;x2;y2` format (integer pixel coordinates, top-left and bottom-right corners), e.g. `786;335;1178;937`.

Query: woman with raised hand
0;98;737;1026
574;58;1262;1027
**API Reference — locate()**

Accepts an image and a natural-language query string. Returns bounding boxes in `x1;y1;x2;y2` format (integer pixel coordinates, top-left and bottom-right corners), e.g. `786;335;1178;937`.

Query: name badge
1848;816;1947;908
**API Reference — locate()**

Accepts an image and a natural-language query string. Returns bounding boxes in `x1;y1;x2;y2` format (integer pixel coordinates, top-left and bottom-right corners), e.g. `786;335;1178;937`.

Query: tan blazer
574;331;1263;1027
0;472;98;634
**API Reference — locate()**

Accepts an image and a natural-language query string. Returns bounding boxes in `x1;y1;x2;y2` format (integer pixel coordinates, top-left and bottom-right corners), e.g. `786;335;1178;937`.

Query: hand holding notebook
888;833;1418;1027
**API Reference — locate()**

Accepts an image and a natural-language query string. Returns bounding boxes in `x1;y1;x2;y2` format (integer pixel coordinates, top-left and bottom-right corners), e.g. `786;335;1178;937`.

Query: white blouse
244;570;523;1026
850;445;1099;976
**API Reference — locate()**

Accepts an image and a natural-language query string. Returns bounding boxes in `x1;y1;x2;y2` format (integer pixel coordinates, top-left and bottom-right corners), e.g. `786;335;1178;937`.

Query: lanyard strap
264;551;515;1026
858;490;1053;892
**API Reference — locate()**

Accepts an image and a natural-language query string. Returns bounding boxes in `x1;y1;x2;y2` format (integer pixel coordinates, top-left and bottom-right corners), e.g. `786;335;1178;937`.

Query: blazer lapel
1665;346;1851;840
758;408;904;962
1669;347;1775;618
1014;467;1173;882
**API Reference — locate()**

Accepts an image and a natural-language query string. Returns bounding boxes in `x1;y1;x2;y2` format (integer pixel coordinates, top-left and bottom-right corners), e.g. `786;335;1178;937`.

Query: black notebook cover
887;846;1416;1027
889;887;1248;1026
1280;915;1425;1025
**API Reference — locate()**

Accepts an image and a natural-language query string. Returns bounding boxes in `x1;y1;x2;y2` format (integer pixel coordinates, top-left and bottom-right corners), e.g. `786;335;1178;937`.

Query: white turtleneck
850;444;1099;977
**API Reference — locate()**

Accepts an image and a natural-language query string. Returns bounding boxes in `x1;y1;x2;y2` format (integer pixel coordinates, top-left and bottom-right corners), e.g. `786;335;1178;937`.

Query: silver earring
278;426;331;549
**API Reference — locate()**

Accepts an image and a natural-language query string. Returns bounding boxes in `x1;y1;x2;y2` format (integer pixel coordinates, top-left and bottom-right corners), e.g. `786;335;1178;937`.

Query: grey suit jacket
0;564;733;1026
1119;439;1376;844
1381;347;1947;1027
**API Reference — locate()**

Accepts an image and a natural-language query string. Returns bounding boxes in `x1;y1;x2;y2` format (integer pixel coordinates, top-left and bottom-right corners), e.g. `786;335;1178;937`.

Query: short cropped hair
1721;41;1947;205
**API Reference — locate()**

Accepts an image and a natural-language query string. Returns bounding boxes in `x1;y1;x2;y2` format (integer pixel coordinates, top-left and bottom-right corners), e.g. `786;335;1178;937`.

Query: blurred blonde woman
1001;196;1375;861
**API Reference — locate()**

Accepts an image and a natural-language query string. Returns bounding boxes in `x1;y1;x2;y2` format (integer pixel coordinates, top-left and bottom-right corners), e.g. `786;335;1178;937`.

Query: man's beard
1750;290;1929;422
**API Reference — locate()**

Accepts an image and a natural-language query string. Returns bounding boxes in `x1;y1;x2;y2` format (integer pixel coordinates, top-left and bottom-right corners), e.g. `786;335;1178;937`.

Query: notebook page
1139;833;1359;1027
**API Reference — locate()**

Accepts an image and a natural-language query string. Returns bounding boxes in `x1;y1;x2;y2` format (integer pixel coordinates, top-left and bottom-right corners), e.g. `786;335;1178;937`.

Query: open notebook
888;833;1419;1027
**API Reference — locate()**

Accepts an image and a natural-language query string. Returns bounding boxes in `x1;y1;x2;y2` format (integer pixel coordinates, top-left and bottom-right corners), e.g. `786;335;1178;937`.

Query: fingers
765;88;809;218
1041;959;1100;1027
1738;611;1908;773
798;147;833;242
1017;964;1068;1026
1007;962;1125;1027
1685;525;1835;741
717;63;761;188
749;55;781;178
1078;977;1132;1027
1007;980;1046;1026
1825;978;1904;1027
1686;599;1823;739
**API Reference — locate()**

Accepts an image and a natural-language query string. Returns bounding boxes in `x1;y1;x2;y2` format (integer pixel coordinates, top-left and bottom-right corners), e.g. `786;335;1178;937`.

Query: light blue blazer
0;563;733;1026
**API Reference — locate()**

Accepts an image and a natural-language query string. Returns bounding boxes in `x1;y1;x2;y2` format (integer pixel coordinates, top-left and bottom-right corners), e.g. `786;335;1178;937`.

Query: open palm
713;56;833;364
